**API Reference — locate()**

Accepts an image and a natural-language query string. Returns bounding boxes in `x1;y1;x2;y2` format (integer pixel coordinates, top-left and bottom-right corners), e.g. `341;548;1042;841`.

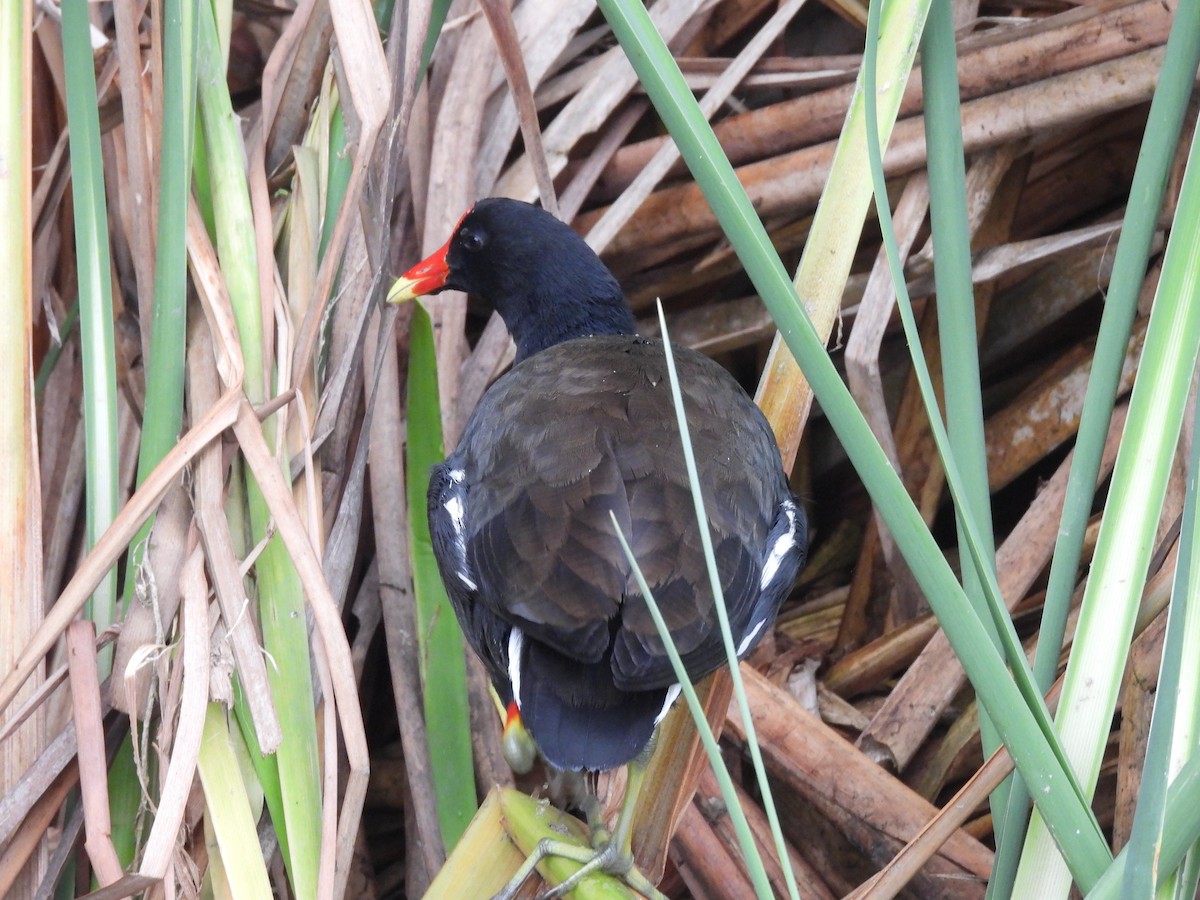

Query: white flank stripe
737;619;766;657
655;684;682;725
508;627;525;707
759;500;797;592
443;481;477;590
443;494;465;526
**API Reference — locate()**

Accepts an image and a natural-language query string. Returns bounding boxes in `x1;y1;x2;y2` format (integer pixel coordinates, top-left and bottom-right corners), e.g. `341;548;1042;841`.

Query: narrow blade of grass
1089;745;1200;898
61;0;119;678
1159;390;1200;898
651;303;796;899
106;0;200;870
608;512;773;899
197;704;274;899
419;0;455;80
919;0;1008;844
128;0;197;528
406;301;477;850
1122;361;1200;897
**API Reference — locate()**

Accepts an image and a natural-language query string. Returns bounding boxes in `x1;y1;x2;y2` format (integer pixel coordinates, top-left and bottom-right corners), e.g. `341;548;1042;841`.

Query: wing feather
444;336;797;690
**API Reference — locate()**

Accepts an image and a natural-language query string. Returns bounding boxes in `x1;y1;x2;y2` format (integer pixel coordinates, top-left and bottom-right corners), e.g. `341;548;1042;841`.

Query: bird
388;198;807;897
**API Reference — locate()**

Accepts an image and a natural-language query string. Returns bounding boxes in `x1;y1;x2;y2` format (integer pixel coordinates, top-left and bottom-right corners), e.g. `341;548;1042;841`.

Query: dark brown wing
444;335;792;690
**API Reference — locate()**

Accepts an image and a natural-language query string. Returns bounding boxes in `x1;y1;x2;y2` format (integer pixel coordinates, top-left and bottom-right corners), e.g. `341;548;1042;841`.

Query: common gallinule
388;198;807;897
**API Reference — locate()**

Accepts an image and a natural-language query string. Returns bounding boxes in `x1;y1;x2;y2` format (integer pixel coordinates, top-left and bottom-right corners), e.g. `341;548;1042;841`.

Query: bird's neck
509;288;637;363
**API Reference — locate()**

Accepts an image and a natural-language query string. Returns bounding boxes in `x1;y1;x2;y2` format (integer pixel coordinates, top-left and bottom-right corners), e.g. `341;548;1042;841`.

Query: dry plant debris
5;0;1190;897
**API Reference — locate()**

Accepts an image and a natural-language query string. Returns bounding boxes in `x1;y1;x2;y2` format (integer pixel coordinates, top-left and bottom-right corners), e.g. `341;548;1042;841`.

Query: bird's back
425;335;804;772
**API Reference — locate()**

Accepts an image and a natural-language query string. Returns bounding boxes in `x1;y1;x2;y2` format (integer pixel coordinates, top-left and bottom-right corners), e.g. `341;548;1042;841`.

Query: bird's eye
459;228;486;253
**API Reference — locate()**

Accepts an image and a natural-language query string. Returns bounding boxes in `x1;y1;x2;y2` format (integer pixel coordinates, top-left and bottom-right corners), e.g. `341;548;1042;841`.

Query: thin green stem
1124;356;1200;897
610;512;774;899
1089;738;1200;899
919;0;1010;847
655;303;797;899
61;0;120;678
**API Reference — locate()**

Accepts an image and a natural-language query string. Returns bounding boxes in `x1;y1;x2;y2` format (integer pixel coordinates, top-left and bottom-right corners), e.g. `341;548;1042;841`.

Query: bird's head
388;198;635;361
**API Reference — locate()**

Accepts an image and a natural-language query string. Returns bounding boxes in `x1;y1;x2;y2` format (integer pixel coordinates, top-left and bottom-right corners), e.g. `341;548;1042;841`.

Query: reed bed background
3;0;1199;896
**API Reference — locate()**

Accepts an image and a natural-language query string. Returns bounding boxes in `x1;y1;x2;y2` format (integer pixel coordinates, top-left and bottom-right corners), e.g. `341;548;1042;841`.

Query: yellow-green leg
493;742;668;900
